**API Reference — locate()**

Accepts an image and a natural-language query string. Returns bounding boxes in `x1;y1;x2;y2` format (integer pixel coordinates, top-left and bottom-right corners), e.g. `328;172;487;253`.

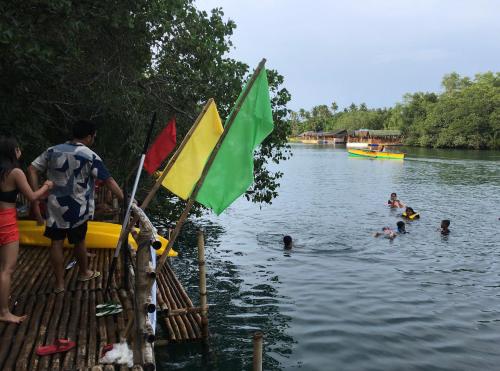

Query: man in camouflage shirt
28;120;123;293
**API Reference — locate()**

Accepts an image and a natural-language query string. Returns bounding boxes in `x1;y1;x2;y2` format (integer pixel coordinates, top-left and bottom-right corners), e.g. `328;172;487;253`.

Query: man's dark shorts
44;221;88;244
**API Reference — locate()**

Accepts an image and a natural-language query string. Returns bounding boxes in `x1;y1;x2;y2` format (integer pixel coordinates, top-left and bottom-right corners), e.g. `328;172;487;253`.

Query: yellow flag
161;101;223;199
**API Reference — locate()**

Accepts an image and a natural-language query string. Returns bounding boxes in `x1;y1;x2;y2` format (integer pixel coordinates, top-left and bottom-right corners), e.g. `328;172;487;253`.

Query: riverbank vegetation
0;0;292;214
290;72;500;149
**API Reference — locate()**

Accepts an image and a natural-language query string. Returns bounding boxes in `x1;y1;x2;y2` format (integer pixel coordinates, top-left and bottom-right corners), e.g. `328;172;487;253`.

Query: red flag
144;117;176;174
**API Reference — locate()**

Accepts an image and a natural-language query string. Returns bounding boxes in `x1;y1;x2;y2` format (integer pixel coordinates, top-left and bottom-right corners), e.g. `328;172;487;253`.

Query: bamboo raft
0;245;203;370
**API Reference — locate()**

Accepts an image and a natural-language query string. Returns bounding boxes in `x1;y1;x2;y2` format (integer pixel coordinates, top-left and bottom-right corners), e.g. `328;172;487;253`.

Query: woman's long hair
0;136;20;182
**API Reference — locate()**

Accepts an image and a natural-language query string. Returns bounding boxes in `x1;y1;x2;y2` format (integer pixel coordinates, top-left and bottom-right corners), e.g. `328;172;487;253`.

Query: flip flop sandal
101;344;114;357
65;260;77;270
96;302;122;310
96;307;123;317
78;271;101;282
36;338;76;356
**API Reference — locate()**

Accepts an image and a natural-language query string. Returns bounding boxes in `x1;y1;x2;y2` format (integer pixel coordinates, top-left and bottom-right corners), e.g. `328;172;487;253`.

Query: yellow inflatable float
18;220;178;257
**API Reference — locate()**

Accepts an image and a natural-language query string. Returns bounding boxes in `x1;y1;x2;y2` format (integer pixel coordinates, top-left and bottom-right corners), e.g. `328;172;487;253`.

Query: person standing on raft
28;120;123;293
0;136;54;324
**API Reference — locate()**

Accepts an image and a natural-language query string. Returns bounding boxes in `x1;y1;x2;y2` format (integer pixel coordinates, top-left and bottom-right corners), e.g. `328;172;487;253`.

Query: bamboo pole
253;332;263;371
119;289;135;342
131;204;158;368
157;272;185;340
133;232;151;365
161;264;195;339
162;258;203;337
156;58;268;273
76;290;89;369
197;229;208;338
88;290;98;367
14;293;46;370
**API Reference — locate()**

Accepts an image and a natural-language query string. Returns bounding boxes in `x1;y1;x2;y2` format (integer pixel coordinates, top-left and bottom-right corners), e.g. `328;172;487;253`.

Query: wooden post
156;58;268;274
197;229;208;338
131;205;156;370
133;234;150;365
253;332;263;371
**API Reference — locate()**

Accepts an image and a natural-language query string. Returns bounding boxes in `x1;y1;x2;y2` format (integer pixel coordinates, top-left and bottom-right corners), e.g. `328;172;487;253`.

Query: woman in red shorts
0;136;53;324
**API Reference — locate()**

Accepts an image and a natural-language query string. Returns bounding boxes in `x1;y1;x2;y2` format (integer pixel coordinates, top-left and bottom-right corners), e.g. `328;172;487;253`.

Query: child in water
403;207;419;219
388;193;405;208
283;235;292;250
373;227;397;240
397;221;407;234
440;220;450;235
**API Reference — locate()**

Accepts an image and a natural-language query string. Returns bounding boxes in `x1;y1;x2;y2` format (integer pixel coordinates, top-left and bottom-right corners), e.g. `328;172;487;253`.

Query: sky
196;0;500;111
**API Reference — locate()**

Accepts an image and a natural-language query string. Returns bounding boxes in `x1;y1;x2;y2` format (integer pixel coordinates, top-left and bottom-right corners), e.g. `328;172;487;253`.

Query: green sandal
96;307;123;317
96;302;122;310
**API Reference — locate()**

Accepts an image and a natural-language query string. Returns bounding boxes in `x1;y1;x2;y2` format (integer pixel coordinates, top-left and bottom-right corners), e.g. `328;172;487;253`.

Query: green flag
195;67;274;215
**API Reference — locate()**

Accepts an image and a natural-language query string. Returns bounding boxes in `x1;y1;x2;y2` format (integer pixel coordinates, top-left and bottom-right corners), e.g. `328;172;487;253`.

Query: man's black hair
73;119;97;139
396;221;405;228
283;235;292;246
441;220;450;227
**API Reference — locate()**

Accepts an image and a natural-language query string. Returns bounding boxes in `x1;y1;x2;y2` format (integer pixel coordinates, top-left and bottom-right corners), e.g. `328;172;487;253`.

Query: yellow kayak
348;148;405;160
18;220;178;257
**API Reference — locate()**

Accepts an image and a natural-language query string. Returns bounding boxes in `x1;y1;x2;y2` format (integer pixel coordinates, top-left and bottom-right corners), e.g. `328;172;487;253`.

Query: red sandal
101;344;114;357
36;338;76;356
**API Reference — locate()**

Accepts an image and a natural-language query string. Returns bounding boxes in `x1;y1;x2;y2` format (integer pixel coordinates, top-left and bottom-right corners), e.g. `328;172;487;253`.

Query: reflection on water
156;221;295;370
156;145;500;370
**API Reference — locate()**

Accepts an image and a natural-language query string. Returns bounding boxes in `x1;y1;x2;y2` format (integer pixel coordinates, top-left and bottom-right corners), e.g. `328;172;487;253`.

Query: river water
157;144;500;371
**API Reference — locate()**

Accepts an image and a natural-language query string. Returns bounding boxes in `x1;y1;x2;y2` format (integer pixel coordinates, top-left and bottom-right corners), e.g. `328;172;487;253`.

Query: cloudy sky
196;0;499;111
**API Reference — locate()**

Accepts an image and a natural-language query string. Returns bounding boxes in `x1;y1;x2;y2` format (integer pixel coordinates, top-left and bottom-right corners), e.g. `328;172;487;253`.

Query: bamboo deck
0;246;202;370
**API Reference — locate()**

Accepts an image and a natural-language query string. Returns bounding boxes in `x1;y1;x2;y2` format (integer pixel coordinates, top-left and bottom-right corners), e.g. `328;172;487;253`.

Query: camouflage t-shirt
32;142;110;229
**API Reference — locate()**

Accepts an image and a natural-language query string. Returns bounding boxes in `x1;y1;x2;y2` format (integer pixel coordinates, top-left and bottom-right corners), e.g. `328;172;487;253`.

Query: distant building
347;129;402;148
298;129;347;144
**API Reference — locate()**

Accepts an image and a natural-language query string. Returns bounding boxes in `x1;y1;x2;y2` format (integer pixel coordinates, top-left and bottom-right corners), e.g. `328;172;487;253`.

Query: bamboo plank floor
0;246;202;371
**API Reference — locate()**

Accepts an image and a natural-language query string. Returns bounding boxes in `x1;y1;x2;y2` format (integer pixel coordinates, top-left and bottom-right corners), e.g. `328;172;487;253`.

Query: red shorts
0;208;19;246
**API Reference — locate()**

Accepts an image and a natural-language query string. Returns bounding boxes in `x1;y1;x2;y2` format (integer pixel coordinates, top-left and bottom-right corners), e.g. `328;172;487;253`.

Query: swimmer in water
403;207;419;219
373;227;397;240
440;220;450;235
283;235;292;250
388;192;405;208
397;221;407;234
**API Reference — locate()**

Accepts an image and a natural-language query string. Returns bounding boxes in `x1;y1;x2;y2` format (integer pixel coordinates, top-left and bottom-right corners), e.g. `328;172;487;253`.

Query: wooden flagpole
155;58;267;273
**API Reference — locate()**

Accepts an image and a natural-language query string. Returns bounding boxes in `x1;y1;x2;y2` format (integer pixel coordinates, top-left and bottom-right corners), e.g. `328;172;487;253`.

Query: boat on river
348;148;405;160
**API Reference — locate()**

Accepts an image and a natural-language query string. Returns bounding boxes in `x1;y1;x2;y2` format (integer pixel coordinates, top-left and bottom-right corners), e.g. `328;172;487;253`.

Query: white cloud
196;0;500;109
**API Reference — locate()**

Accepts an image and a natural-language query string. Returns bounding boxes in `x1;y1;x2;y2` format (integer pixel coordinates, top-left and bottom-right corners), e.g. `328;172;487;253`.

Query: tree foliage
291;72;499;149
0;0;292;217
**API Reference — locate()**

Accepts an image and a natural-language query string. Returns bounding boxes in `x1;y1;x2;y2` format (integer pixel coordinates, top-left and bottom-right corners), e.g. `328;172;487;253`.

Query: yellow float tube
402;212;420;220
18;220;178;257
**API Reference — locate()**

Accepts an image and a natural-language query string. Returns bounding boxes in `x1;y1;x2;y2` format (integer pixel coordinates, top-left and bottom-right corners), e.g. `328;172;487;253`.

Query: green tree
0;0;292;218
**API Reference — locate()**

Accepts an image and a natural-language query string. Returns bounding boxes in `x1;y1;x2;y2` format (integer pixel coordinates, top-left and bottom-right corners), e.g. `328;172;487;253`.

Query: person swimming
397;221;407;234
373;227;397;240
440;220;450;235
388;193;405;208
402;207;419;219
283;235;293;249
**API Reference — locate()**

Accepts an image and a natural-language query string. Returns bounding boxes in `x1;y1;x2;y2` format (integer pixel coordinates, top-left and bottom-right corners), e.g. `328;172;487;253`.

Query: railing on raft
124;205;209;369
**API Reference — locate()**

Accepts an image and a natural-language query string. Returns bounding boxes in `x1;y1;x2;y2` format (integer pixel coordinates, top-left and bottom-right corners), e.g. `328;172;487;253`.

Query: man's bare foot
0;312;28;324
